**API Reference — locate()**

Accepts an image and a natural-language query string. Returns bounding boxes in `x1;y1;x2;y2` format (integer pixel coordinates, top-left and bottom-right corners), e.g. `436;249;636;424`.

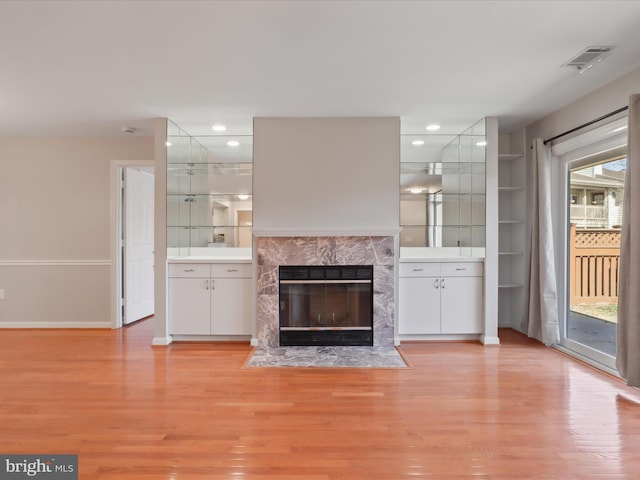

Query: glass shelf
167;226;253;249
167;194;253;201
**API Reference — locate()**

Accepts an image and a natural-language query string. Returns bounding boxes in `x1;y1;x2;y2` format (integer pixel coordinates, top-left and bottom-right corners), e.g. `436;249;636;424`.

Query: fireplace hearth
279;265;373;346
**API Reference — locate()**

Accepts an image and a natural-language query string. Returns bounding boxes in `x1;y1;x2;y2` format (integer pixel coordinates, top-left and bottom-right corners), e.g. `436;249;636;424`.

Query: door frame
110;160;155;329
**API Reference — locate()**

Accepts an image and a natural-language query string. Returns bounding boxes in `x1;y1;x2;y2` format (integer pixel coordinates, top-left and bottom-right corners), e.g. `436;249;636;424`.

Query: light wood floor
2;320;640;479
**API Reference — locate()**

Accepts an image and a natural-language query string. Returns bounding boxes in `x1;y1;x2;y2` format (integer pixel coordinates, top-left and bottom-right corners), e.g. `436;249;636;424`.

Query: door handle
441;278;446;289
434;279;439;289
210;279;215;290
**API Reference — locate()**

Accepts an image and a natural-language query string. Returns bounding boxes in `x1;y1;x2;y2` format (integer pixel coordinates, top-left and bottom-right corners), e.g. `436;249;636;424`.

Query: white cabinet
399;261;484;336
168;263;252;336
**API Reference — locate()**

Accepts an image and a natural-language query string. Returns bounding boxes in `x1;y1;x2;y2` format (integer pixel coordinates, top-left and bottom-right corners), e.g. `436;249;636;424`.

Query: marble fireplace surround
255;236;396;348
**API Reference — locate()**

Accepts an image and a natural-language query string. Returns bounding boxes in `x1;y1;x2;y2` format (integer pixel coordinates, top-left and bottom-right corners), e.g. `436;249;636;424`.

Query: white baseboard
398;334;481;342
170;335;251;342
480;335;501;345
0;321;112;328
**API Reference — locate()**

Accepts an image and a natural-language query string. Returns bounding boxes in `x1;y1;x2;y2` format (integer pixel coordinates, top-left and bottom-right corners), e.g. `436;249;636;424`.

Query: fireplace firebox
278;265;374;346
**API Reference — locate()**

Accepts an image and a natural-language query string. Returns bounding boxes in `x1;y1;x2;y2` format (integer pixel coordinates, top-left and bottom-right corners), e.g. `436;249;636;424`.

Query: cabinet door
168;278;211;335
398;276;441;334
440;276;483;334
210;277;252;335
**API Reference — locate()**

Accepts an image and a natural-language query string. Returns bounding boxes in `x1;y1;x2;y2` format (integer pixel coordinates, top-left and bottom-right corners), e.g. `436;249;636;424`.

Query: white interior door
124;167;154;324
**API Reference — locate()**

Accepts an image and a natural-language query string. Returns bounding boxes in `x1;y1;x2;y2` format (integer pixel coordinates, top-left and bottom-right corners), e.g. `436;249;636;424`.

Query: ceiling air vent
564;46;615;73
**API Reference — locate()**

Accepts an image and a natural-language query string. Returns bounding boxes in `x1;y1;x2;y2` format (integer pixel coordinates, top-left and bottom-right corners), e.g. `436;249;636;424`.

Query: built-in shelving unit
498;145;526;328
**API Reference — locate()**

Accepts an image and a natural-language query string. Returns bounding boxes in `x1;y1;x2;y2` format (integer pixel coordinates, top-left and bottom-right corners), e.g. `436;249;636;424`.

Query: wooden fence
569;224;620;305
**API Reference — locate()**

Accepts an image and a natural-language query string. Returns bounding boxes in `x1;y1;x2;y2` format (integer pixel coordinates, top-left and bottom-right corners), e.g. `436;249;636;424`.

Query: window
591;192;604;205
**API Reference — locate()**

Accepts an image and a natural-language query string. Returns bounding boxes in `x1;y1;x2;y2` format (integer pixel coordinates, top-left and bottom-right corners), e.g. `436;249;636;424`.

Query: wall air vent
564;46;615;73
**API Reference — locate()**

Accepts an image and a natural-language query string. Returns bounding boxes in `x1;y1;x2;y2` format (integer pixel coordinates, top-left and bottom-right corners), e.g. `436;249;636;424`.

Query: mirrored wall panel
166;120;253;257
400;118;486;254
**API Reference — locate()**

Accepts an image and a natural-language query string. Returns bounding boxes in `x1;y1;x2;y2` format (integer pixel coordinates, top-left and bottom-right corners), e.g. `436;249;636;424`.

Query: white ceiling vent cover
564;46;615;73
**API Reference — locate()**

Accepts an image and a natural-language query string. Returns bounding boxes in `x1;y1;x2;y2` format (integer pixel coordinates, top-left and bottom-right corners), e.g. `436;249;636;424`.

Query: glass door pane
566;156;626;360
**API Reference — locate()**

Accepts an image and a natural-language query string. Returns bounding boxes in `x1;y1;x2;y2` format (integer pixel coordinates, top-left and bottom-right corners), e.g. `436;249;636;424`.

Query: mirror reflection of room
400;118;486;253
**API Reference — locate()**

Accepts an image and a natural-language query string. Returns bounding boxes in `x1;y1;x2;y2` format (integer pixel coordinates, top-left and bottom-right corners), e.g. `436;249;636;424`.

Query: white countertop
399;247;484;263
168;256;252;264
167;247;252;263
399;256;484;263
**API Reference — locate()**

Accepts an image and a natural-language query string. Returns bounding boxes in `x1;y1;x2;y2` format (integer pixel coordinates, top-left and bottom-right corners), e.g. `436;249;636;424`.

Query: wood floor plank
1;321;640;479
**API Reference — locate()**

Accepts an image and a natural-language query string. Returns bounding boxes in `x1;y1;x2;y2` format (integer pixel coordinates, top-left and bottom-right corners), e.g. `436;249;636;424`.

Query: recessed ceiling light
237;194;249;200
476;141;487;147
409;187;423;194
165;141;172;147
412;140;425;146
426;124;440;131
212;124;227;132
227;140;239;147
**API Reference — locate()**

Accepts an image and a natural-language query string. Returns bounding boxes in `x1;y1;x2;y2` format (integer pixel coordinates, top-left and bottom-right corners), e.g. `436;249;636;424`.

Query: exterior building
570;164;625;229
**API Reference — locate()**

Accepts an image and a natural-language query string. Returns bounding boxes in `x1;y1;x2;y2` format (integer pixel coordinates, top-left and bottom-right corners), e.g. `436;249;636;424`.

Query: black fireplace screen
278;265;373;346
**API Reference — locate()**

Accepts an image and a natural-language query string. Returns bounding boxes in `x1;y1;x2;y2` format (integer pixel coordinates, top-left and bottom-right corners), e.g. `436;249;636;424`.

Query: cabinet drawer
168;264;211;278
210;263;252;278
399;262;441;277
441;262;483;277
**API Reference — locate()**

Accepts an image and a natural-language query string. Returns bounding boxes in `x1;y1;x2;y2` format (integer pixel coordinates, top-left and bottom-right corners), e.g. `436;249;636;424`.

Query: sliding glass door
564;154;626;369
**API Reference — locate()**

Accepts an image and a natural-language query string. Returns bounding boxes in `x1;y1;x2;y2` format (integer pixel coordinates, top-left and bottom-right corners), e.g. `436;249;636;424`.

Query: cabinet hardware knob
413;268;423;272
456;268;466;271
184;269;195;272
434;279;439;289
227;269;238;272
211;279;215;290
205;280;209;290
441;278;446;289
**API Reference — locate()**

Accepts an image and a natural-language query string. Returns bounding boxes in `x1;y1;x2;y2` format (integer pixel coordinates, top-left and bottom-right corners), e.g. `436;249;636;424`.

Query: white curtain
527;138;560;345
616;94;640;386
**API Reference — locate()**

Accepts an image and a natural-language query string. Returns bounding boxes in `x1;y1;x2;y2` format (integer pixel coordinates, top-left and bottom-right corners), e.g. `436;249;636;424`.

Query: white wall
526;66;640;142
253;117;400;233
0;137;154;327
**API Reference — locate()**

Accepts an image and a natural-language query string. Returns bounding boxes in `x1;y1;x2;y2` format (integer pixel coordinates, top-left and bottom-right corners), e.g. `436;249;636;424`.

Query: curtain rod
543;105;629;145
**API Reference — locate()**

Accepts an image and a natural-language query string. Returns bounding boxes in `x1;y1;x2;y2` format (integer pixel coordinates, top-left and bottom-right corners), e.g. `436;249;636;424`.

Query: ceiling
2;0;640;138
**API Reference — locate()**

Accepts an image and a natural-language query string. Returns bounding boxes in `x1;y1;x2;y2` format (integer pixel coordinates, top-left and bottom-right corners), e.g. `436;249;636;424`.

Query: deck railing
570;204;607;227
